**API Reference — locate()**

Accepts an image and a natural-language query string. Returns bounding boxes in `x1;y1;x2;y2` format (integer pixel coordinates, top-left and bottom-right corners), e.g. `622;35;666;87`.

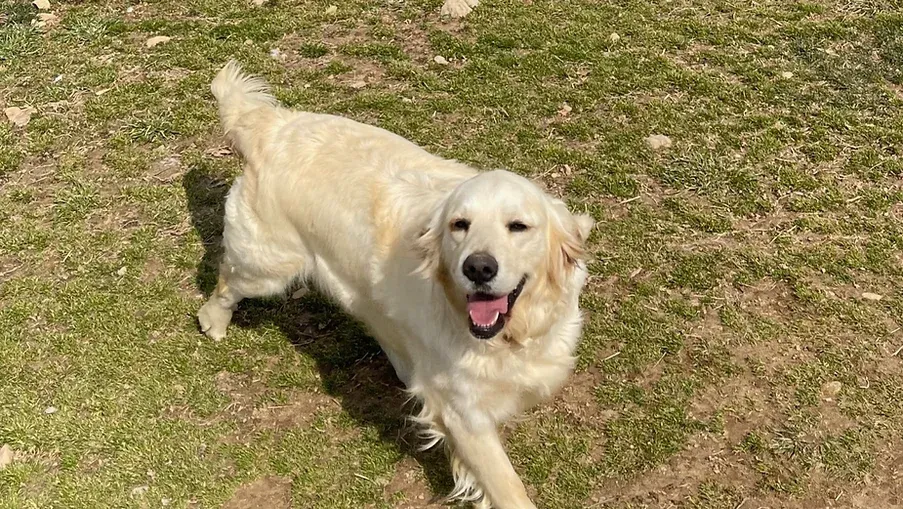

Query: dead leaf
557;103;572;116
131;485;149;497
44;406;57;414
291;287;309;300
145;36;172;48
780;71;793;79
609;33;620;43
644;134;672;150
4;106;35;127
0;445;12;470
32;12;58;29
94;87;112;96
433;55;449;65
45;100;69;112
349;80;367;89
32;0;50;9
251;0;267;4
862;292;883;301
205;146;233;158
116;267;128;277
324;4;337;14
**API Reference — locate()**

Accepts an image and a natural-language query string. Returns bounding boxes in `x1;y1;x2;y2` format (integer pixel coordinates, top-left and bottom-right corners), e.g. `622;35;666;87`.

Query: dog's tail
210;60;279;141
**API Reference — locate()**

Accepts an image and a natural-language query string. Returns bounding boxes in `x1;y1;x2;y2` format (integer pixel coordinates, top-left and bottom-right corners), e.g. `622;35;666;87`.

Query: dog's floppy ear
413;206;444;278
547;199;594;286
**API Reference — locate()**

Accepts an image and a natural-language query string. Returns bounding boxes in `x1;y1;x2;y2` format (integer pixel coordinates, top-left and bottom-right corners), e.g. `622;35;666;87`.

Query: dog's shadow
182;166;453;500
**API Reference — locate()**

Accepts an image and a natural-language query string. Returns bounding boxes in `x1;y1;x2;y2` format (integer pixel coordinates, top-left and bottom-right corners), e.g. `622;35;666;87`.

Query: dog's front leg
443;410;537;509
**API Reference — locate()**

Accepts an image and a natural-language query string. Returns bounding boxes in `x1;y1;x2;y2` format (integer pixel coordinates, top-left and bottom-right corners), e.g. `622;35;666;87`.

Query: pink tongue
467;295;509;326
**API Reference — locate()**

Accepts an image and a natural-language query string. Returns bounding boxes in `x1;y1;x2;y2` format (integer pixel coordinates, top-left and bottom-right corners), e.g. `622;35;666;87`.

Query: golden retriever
198;61;594;509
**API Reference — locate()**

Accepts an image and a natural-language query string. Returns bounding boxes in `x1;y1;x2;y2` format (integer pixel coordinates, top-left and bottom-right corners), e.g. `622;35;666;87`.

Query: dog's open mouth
466;276;526;340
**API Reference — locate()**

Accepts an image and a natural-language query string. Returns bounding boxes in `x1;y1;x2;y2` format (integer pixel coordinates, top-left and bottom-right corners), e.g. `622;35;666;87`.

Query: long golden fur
198;61;594;509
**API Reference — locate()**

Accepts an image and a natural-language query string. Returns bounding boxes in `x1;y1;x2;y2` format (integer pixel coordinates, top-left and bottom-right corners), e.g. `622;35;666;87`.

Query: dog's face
416;170;593;341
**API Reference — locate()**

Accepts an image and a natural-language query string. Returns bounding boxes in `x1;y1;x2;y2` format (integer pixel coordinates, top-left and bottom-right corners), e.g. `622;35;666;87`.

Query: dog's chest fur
442;312;583;422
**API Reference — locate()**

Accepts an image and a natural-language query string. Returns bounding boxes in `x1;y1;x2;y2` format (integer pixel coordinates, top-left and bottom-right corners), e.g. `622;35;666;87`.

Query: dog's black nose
462;252;498;284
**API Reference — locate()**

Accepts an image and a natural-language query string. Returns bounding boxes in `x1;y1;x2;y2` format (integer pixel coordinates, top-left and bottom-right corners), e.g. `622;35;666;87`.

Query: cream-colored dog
198;61;594;509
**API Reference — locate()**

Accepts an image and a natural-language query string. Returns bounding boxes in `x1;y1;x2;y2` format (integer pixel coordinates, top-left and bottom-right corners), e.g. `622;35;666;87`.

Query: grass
1;0;902;507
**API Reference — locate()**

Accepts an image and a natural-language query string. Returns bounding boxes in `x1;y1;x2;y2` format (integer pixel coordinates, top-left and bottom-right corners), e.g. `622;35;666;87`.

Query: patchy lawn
2;0;902;507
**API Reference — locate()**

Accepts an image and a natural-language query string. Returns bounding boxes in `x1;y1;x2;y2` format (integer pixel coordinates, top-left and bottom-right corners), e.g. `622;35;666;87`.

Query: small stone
52;74;63;83
126;6;134;13
269;48;283;59
822;381;843;398
44;406;57;414
349;80;367;89
131;485;149;497
116;267;128;277
609;32;620;43
0;445;13;470
324;4;337;15
291;287;309;299
861;292;883;301
644;134;672;150
557;103;572;116
161;499;171;507
433;55;449;65
780;71;793;79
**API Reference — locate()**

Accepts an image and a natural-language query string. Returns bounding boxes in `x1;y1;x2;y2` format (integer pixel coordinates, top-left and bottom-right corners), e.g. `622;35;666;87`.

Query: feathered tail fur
210;60;278;137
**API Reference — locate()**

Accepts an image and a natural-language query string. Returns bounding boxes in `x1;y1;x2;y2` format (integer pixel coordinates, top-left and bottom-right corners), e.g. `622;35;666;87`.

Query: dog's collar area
467;276;527;340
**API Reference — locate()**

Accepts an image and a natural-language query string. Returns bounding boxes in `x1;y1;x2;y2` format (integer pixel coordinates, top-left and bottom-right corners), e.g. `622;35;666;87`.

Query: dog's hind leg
198;179;308;340
198;262;297;340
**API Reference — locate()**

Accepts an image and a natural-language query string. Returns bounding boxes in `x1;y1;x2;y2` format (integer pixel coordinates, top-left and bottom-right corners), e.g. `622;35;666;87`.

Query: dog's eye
507;221;529;232
451;219;470;231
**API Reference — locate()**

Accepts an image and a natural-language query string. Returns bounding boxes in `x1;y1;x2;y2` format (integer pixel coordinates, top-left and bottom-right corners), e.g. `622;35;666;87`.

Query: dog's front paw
197;299;233;341
440;0;479;18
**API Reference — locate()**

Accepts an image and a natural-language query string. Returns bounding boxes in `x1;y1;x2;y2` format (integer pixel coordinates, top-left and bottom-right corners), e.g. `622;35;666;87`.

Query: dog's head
415;170;594;342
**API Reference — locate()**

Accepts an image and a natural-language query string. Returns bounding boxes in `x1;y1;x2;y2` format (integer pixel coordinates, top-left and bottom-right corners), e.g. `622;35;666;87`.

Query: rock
644;134;672;150
0;445;13;470
440;0;479;18
822;381;842;399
